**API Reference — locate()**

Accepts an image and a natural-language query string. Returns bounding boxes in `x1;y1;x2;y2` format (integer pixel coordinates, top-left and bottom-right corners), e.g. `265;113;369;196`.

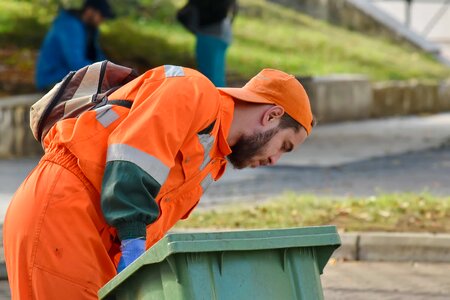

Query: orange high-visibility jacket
4;65;233;299
47;65;233;246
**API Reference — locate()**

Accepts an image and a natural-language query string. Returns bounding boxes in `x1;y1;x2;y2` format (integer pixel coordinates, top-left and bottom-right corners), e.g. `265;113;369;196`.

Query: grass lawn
102;0;450;81
175;192;450;233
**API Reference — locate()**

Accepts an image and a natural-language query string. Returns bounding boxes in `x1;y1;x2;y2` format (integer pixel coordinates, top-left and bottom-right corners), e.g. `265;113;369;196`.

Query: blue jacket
35;10;106;90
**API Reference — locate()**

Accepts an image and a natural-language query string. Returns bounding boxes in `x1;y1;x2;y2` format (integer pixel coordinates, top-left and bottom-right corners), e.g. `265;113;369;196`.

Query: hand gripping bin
99;226;341;300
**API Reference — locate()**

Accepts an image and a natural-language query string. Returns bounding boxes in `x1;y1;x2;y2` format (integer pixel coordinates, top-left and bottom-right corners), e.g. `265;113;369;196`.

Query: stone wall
0;80;449;158
372;80;450;118
299;75;372;123
298;75;449;124
0;94;43;158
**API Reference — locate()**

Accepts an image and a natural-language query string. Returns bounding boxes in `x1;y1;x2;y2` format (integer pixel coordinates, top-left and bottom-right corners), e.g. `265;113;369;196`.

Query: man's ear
262;105;285;125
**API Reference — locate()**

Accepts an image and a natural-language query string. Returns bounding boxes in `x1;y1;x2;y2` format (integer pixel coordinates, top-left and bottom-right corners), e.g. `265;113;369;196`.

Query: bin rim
99;225;341;298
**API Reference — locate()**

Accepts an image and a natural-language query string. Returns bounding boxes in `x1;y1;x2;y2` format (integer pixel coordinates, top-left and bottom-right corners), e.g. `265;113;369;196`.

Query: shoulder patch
164;65;185;78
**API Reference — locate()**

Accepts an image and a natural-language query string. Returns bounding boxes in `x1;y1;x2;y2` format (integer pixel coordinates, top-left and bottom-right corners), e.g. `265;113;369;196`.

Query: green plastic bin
99;226;341;300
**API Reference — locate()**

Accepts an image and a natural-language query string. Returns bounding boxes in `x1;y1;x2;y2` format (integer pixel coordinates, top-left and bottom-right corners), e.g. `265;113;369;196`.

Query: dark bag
176;2;199;33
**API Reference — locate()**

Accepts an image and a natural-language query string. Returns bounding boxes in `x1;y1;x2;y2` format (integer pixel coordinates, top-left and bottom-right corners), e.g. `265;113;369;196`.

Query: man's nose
268;152;282;165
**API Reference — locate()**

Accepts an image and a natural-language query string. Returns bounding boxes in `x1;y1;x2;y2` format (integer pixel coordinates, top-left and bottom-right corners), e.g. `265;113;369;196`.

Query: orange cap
219;69;313;134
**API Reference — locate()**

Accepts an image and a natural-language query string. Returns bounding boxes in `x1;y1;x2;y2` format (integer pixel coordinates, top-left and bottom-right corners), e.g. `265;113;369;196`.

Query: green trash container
99;226;340;300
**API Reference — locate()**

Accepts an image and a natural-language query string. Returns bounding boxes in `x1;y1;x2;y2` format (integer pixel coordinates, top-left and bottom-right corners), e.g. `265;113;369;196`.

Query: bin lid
99;226;340;297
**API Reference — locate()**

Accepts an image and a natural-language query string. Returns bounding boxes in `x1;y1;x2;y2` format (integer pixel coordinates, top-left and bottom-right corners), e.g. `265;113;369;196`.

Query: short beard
228;127;280;169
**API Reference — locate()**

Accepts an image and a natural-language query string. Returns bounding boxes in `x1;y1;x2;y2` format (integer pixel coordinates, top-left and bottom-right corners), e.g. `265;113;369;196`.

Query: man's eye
283;143;293;153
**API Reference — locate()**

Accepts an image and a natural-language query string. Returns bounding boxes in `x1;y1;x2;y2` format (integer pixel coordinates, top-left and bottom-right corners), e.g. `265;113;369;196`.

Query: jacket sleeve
56;17;93;70
101;73;219;240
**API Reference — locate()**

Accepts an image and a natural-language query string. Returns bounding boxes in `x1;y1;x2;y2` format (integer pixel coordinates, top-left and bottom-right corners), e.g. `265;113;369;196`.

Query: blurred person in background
35;0;114;91
177;0;238;87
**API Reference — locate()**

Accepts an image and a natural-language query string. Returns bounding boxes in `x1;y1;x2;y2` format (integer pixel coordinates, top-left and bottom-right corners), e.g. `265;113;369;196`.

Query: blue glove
117;238;146;273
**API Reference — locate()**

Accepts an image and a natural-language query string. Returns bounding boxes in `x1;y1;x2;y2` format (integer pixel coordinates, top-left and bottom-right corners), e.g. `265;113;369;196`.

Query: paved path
201;112;450;205
0;282;8;300
322;261;450;300
0;158;37;221
202;143;450;206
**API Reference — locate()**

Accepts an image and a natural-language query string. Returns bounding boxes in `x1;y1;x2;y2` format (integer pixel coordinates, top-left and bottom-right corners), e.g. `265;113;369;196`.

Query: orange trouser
3;146;118;300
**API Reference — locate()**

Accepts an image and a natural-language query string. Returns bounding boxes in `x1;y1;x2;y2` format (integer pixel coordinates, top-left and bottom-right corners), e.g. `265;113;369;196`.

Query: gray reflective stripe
96;105;119;128
164;65;185;77
72;62;102;98
198;134;215;170
200;173;214;192
107;144;170;185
